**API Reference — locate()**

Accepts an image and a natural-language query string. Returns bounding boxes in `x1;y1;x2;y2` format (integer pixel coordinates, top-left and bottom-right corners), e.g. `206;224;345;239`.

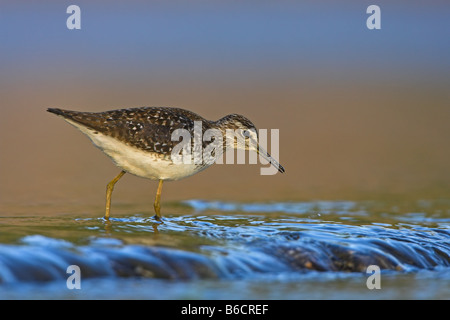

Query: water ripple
0;199;449;300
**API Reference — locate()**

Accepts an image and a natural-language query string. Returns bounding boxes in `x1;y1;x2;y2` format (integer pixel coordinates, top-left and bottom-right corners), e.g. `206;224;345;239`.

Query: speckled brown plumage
47;106;284;174
47;107;221;155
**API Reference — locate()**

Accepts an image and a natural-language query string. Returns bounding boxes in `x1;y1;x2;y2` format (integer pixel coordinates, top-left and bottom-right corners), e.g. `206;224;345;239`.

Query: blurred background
1;0;449;213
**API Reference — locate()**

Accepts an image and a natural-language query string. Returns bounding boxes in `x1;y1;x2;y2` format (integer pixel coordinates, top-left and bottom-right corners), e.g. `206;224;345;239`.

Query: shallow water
0;199;449;299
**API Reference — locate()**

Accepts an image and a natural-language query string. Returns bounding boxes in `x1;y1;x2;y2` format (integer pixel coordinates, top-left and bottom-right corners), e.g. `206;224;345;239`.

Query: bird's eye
242;130;250;137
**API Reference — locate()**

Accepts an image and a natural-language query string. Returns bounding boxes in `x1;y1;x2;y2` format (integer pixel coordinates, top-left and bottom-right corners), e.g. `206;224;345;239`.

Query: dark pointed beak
257;144;285;173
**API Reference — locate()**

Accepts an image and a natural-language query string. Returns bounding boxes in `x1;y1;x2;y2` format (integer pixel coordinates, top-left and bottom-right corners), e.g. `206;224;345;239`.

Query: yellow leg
153;179;164;221
104;170;126;220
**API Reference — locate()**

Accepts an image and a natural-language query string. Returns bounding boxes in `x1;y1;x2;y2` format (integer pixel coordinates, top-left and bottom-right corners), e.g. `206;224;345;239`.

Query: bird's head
216;114;285;173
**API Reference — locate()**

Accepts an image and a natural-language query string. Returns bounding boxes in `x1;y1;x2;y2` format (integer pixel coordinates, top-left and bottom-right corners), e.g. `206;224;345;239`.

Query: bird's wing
48;107;204;155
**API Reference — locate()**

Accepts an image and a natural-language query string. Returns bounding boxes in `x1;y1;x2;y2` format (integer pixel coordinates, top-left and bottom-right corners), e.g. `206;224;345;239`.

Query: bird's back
47;106;211;156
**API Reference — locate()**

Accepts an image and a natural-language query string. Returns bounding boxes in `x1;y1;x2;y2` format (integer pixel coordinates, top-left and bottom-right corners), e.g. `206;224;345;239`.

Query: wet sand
1;79;449;214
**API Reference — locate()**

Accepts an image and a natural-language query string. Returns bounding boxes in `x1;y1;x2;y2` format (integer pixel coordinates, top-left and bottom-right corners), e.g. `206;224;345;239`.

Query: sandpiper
47;106;285;221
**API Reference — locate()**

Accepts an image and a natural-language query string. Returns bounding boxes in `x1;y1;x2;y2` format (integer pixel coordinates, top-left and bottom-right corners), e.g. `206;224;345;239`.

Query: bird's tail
46;107;102;132
47;107;72;118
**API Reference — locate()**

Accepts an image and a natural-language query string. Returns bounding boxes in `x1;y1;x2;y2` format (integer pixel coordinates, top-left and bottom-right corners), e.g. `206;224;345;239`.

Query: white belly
64;119;209;181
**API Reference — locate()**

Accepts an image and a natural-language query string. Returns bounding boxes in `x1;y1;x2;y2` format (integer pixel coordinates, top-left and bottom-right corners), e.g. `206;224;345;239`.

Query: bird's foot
152;214;164;224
